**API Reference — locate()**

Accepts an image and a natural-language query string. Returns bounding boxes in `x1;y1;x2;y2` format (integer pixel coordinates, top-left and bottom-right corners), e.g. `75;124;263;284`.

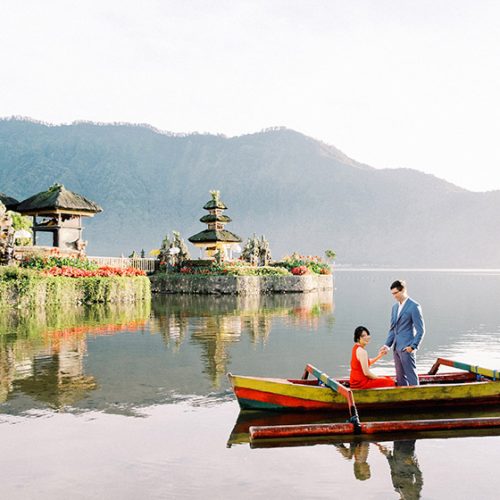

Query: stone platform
149;274;333;295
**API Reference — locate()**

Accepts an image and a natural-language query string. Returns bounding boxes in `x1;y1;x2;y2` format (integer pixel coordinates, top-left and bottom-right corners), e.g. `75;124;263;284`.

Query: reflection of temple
1;336;96;408
190;315;243;387
0;302;150;408
150;291;335;388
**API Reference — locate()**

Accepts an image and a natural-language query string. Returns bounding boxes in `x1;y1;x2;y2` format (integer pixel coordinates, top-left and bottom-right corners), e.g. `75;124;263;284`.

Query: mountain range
1;117;499;267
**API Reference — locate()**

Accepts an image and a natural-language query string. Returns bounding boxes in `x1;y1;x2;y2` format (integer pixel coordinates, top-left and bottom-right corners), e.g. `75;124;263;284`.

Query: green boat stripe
443;359;500;380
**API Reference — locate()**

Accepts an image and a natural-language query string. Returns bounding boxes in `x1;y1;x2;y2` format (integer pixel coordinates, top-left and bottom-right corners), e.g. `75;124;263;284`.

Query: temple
15;183;102;254
188;190;241;259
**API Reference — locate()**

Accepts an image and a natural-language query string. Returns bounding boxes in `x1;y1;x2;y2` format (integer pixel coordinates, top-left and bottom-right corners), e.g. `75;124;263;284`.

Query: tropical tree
8;211;32;246
159;230;191;268
325;249;336;262
242;234;272;266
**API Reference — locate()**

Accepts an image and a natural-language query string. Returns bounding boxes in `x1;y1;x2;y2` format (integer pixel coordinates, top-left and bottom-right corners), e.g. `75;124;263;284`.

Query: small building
0;193;19;211
15;183;102;253
188;190;241;259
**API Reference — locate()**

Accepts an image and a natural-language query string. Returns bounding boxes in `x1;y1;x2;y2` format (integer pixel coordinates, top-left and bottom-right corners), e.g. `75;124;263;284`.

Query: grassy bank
0;266;151;306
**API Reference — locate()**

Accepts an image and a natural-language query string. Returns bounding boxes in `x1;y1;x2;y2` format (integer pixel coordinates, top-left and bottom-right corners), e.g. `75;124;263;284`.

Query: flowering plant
291;265;308;275
43;265;146;277
276;253;331;275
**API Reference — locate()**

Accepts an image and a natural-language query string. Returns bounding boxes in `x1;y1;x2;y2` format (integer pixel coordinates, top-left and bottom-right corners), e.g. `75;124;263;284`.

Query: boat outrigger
227;358;500;440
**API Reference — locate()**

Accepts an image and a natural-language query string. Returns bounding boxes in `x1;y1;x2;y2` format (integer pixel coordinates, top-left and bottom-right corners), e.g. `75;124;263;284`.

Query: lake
1;270;500;499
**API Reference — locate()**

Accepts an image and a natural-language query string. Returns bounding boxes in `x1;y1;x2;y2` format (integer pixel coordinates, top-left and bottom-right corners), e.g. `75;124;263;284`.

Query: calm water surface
1;270;500;499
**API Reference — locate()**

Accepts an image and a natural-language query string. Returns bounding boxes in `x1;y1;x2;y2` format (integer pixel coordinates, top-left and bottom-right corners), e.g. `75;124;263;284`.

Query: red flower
291;266;308;276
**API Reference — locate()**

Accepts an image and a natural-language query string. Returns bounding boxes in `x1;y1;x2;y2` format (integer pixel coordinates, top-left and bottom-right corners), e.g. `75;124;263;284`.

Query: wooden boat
228;358;500;413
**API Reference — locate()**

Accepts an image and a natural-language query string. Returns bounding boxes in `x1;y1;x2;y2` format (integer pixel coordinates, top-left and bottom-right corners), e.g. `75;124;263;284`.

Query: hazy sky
1;1;499;192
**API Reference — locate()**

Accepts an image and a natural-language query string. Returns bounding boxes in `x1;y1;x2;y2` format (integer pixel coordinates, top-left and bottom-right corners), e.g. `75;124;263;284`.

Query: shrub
159;262;291;277
20;255;99;271
223;265;290;276
276;253;331;275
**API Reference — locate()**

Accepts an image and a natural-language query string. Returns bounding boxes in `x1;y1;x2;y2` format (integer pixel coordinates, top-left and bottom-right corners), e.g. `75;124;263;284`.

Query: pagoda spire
188;190;241;259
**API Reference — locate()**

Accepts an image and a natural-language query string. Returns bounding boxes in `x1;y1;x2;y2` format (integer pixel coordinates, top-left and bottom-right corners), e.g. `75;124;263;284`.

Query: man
380;280;425;386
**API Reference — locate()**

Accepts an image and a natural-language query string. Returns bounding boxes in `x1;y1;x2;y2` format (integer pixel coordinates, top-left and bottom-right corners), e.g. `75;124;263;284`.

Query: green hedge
0;266;151;306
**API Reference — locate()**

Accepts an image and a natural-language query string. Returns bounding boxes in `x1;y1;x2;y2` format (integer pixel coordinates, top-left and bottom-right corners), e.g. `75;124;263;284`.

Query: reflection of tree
0;344;14;403
149;313;188;351
242;315;272;343
285;291;335;330
335;440;423;499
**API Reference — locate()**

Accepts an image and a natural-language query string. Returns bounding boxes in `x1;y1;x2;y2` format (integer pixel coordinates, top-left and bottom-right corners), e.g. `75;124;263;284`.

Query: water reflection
335;440;423;498
2;271;500;498
229;405;500;499
150;292;334;386
0;292;334;412
0;302;151;409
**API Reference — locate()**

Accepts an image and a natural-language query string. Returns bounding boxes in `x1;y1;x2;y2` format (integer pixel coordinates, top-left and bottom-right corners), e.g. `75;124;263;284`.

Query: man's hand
379;345;389;355
404;346;414;353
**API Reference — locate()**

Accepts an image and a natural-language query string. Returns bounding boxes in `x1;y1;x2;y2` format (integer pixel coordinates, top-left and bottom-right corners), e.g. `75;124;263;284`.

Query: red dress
350;344;395;389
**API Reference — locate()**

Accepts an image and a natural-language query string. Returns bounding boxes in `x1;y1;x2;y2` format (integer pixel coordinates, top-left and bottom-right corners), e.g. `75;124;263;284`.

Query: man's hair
354;325;370;342
390;279;406;291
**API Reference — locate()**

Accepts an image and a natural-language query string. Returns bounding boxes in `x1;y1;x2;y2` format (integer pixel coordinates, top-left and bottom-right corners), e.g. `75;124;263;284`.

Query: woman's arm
356;347;378;379
369;350;386;366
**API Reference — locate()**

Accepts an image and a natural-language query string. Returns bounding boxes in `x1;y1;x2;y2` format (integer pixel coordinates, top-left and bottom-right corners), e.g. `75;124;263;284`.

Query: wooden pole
428;358;499;380
304;364;361;432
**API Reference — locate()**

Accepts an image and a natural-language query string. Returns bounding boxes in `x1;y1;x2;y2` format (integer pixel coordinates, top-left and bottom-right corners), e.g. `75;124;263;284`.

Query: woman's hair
354;326;370;342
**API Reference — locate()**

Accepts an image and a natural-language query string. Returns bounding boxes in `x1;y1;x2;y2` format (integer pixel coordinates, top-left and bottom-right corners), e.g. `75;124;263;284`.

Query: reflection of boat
228;358;500;412
227;410;338;446
228;406;500;448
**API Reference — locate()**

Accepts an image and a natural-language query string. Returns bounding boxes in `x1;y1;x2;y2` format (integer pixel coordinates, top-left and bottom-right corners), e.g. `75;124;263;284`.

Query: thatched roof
203;190;227;210
203;199;227;210
0;192;19;211
15;183;102;215
188;229;242;244
199;214;232;223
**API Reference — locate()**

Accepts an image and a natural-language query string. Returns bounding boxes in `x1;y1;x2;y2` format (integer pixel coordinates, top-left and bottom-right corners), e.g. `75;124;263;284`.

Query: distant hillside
1;117;499;267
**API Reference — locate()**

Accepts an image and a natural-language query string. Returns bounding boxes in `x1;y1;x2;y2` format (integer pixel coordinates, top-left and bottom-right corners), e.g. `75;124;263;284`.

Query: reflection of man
380;280;425;386
378;440;423;500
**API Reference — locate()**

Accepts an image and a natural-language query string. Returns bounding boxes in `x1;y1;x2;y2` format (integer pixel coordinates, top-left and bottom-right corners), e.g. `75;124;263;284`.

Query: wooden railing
88;256;159;274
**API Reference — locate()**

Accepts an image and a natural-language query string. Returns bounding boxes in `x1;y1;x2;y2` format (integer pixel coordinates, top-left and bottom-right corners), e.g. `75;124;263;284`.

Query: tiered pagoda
188;190;241;259
15;183;102;253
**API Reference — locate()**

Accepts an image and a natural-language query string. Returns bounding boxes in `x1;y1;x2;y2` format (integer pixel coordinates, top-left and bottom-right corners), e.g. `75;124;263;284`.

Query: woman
350;326;396;389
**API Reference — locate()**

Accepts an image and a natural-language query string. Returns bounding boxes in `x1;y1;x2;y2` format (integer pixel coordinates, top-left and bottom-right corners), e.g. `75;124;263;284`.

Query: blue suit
385;298;425;386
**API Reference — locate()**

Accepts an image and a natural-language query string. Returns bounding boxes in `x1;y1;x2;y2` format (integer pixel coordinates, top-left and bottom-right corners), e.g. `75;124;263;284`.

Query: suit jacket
385;298;425;351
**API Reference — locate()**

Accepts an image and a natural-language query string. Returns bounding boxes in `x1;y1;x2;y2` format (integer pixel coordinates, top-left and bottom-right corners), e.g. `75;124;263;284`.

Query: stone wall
149;274;333;295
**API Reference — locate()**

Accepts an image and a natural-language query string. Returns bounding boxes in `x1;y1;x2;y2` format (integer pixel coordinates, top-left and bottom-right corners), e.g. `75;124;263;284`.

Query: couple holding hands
350;280;426;389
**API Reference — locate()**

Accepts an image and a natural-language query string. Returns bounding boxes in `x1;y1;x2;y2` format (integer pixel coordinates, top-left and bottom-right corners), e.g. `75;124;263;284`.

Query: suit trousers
393;349;418;386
